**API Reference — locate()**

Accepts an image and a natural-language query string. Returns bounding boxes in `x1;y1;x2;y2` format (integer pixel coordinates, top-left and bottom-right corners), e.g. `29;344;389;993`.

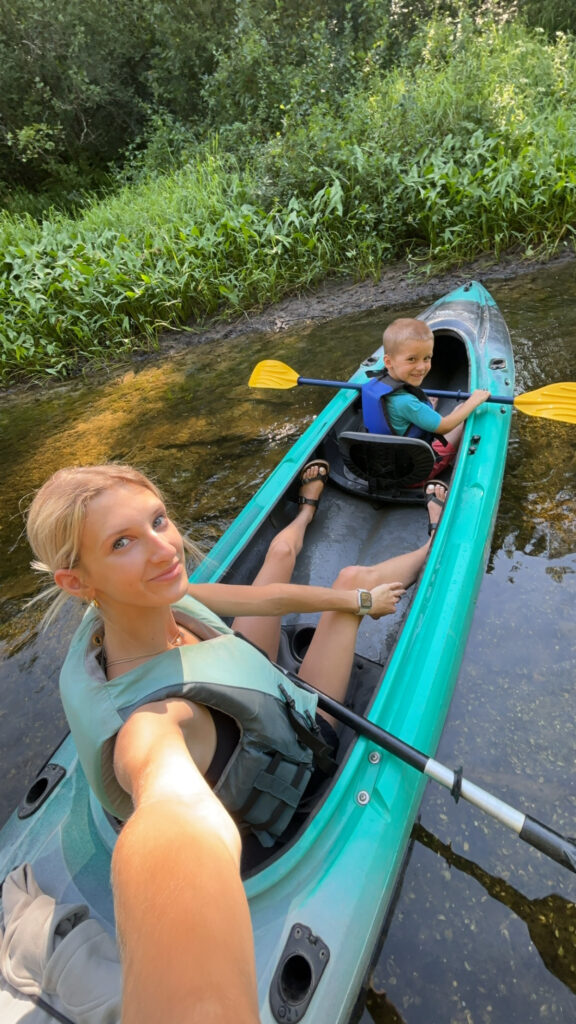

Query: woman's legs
231;463;326;659
298;482;446;722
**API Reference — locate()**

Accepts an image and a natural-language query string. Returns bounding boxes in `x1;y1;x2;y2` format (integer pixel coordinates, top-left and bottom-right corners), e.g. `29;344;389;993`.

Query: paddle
291;676;576;875
248;360;576;424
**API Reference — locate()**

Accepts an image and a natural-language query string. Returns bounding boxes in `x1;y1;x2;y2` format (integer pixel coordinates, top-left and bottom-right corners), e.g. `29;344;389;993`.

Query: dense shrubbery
4;0;558;196
0;0;241;197
1;0;574;197
0;0;388;197
255;15;576;251
1;1;576;383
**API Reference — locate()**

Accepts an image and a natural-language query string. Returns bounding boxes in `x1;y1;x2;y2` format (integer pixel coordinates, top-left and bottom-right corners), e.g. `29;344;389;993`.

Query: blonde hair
26;464;202;625
382;318;434;357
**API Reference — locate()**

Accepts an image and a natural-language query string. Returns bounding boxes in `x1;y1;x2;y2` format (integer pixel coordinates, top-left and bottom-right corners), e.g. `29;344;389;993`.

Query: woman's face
76;483;188;610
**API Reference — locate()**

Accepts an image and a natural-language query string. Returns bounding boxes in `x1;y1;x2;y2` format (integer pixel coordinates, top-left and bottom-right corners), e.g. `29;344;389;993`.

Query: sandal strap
297;496;320;509
298;460;329;485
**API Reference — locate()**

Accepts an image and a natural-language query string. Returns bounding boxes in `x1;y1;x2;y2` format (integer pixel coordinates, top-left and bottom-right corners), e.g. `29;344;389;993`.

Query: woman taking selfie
26;462;446;1023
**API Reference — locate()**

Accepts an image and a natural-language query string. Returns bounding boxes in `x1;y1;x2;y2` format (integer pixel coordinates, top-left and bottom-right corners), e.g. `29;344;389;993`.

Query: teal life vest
60;595;331;847
361;374;436;441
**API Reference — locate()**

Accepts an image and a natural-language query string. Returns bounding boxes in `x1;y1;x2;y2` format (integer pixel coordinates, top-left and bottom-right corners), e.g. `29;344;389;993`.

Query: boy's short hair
382;318;434;356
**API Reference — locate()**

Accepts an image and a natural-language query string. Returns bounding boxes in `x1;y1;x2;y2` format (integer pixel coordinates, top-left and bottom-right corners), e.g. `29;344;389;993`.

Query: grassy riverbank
2;12;576;385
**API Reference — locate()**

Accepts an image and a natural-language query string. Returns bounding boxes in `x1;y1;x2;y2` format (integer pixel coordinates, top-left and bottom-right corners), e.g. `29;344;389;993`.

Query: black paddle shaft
293;678;576;875
297;376;514;405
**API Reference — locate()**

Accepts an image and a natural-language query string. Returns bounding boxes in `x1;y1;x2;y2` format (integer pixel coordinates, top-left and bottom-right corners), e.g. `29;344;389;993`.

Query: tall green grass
0;161;356;382
2;15;576;384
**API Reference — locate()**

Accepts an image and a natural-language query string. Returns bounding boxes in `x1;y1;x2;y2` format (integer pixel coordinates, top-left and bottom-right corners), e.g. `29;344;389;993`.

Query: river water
0;262;575;1024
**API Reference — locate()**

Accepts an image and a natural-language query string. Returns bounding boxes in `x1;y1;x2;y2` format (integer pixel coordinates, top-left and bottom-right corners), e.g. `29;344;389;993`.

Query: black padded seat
338;431;435;490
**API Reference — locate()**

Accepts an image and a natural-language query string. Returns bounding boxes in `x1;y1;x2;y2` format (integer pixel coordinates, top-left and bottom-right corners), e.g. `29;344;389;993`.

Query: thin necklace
103;629;184;667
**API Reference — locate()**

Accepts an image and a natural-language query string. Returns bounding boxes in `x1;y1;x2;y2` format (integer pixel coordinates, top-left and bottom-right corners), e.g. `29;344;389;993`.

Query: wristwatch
356;589;373;615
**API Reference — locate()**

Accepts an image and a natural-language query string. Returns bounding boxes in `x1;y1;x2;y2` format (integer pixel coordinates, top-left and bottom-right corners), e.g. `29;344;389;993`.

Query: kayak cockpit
322;326;471;503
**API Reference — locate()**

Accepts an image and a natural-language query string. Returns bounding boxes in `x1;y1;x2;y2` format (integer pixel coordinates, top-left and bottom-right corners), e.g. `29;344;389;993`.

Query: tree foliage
2;0;576;384
0;0;235;195
3;9;576;383
1;0;575;197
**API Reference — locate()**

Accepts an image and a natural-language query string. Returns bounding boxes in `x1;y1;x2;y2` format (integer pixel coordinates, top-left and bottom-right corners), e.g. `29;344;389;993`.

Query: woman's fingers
369;582;406;618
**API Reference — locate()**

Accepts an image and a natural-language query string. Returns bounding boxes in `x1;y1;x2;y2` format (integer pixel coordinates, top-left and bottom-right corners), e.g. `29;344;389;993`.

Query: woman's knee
332;564;367;590
266;533;299;564
266;532;295;565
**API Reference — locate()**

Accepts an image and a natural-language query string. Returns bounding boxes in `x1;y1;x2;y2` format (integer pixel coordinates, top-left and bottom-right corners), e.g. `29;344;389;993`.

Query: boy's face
384;337;434;387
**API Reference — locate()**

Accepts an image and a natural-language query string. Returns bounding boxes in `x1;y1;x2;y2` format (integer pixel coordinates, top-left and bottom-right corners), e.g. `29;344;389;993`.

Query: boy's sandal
425;480;449;535
297;459;330;518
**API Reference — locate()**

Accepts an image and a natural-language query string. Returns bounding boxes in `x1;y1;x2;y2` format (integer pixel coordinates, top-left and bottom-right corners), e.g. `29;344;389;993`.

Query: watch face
359;589;372;609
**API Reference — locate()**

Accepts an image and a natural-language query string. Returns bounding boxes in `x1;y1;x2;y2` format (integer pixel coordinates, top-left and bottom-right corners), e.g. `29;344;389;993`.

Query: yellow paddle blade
248;360;300;389
514;382;576;424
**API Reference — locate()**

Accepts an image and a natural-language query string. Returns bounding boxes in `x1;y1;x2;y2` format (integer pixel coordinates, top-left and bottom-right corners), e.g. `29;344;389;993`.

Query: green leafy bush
2;8;576;384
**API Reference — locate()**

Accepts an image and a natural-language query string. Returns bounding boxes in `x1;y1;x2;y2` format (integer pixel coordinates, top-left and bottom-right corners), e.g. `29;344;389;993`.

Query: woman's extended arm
112;702;260;1024
187;580;404;619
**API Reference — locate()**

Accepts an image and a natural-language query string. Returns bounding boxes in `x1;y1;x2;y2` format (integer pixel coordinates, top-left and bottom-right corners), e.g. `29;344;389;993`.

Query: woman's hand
368;581;406;618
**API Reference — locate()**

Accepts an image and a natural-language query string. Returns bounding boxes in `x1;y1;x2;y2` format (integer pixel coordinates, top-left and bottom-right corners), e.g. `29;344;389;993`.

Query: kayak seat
337;431;436;490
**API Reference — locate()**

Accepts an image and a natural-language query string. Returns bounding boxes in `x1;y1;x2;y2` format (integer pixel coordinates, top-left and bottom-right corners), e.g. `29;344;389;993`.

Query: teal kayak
0;281;514;1023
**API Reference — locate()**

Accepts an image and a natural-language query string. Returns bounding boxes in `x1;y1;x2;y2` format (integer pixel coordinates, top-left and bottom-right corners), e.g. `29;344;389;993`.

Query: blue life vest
361;374;435;441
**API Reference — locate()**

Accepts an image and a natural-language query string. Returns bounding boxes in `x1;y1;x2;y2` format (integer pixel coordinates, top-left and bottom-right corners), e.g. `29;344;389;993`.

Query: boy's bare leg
444;423;463;446
443;402;467;446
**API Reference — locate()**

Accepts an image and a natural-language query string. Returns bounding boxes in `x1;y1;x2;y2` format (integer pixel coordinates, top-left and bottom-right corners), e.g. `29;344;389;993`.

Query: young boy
361;317;491;477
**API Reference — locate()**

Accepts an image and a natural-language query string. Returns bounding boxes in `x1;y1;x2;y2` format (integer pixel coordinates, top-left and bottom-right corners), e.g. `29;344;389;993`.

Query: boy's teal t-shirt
387;391;442;436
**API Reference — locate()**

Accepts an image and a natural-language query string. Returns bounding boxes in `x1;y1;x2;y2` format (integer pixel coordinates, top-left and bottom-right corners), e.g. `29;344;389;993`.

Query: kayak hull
0;281;514;1024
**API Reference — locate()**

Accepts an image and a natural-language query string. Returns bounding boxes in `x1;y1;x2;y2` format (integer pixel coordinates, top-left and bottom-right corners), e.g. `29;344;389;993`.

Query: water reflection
413;824;576;996
365;988;408;1024
365;818;576;1023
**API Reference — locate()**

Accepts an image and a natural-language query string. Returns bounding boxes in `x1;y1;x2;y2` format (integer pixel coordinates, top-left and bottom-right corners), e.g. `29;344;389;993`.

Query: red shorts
429;439;457;478
408;439;457;489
